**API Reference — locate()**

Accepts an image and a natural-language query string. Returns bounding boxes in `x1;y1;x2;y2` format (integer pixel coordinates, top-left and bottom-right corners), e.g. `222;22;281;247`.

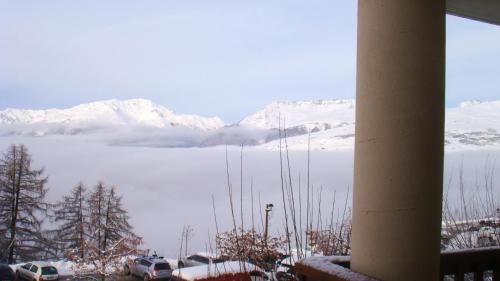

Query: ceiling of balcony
447;0;500;25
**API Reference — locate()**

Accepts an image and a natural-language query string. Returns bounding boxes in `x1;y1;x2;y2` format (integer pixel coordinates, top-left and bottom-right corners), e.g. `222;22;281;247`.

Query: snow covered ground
0;135;498;259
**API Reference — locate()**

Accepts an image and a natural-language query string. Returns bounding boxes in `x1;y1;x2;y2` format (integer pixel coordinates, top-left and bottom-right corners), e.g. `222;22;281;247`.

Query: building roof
447;0;500;25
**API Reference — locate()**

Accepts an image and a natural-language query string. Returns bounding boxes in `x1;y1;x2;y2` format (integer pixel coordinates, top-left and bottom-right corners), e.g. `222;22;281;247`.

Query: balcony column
351;1;445;281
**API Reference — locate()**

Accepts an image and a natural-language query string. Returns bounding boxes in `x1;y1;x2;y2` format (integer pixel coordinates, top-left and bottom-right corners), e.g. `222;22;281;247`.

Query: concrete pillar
351;1;445;281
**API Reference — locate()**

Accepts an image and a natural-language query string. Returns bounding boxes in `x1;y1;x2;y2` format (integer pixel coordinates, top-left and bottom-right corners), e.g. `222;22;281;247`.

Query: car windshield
41;266;58;275
154;263;170;270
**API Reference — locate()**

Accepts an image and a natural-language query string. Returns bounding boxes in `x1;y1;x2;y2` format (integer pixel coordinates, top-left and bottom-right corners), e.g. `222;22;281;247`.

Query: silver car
124;255;172;281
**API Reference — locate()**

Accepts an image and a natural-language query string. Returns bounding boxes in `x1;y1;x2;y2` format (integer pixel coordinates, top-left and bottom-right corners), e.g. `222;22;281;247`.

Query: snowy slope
239;99;355;130
237;99;355;149
254;99;500;151
445;100;500;150
0;99;224;136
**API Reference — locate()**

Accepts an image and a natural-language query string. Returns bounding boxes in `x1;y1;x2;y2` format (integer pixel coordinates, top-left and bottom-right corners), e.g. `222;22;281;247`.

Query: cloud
0;135;497;256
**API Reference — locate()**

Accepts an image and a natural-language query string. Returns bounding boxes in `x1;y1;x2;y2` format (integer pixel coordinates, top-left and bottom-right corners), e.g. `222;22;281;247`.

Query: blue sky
0;1;499;122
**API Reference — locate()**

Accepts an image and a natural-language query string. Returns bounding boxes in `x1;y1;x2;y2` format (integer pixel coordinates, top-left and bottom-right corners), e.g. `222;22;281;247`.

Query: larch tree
87;182;107;255
0;144;48;263
53;182;88;260
86;183;142;279
102;187;139;251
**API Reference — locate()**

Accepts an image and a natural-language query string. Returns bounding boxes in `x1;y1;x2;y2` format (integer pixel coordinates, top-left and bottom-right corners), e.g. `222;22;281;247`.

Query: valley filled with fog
0;135;497;257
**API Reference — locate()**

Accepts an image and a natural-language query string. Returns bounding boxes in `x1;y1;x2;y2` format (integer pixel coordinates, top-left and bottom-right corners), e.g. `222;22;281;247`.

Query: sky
0;1;499;123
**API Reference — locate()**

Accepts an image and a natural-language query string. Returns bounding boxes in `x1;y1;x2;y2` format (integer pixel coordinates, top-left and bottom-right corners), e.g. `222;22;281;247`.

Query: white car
16;262;59;281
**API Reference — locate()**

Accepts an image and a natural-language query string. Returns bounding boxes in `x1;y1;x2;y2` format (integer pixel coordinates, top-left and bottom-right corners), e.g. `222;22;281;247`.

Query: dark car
0;264;16;281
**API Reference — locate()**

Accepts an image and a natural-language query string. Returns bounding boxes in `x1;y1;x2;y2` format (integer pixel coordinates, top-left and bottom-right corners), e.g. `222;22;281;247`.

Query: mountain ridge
0;98;224;132
1;98;500;150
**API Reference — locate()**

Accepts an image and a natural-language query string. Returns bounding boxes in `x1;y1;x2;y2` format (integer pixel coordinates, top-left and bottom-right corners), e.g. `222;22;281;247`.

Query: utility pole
264;203;273;247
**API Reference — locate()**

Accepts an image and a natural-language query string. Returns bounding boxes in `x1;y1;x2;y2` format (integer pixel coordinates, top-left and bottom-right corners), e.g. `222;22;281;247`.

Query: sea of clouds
0;135;498;257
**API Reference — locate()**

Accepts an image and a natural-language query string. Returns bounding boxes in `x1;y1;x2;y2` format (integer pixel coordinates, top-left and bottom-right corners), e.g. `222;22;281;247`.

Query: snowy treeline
0;144;142;267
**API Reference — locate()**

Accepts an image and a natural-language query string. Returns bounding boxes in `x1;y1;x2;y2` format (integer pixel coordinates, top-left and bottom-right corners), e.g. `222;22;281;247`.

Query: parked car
172;261;268;281
477;226;499;247
124;255;172;281
15;262;59;281
0;264;16;281
177;252;224;268
164;259;179;270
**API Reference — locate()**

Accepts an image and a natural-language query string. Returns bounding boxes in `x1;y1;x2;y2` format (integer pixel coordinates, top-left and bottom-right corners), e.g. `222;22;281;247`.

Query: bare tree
442;159;499;250
88;182;107;255
53;182;88;260
86;183;142;280
182;225;194;256
0;144;48;263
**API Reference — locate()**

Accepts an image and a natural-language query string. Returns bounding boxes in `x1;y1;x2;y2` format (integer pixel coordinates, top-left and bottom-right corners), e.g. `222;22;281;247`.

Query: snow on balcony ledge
296;256;379;281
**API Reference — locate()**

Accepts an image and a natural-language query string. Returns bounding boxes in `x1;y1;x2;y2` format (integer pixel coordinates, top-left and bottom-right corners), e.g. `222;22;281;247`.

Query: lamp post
264;203;273;247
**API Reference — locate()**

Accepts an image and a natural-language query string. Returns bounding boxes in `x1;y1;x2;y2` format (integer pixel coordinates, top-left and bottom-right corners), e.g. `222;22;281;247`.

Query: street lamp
264;203;273;247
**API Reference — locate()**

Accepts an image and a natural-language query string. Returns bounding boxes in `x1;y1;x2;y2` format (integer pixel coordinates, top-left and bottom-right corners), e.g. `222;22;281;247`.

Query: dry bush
216;228;286;269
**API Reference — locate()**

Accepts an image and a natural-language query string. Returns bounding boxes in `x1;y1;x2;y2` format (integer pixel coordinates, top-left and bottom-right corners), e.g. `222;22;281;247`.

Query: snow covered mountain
239;99;355;130
253;99;500;150
1;98;499;150
445;100;500;149
0;99;224;136
236;99;354;150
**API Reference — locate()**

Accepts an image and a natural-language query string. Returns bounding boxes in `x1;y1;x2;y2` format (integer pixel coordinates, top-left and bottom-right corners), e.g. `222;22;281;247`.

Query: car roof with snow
172;261;264;281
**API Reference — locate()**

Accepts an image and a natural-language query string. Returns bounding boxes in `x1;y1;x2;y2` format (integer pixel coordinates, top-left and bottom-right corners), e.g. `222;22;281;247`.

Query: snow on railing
296;246;500;281
295;256;378;281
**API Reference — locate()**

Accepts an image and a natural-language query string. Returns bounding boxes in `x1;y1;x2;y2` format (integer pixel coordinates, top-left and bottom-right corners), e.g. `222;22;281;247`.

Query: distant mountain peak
265;99;354;107
0;99;224;135
238;99;355;129
457;100;500;110
459;100;483;108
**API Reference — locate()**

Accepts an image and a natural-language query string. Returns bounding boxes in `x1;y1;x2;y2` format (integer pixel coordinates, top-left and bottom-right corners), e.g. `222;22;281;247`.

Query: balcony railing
296;247;500;281
441;246;500;281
